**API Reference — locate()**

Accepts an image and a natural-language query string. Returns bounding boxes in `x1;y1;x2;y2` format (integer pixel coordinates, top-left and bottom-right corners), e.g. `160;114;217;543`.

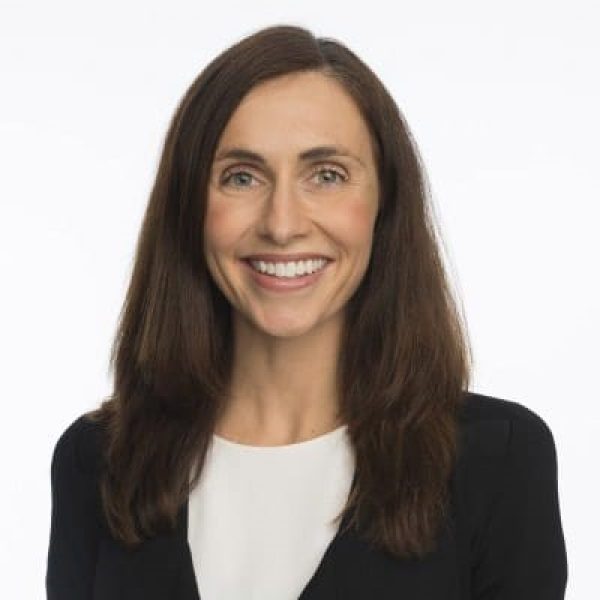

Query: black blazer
46;391;568;599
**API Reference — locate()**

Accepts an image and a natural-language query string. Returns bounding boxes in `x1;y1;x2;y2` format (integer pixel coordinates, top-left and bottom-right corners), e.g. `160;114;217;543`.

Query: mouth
240;257;332;292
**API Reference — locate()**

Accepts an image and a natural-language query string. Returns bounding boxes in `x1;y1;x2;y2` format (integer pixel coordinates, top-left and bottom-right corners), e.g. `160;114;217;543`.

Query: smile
248;258;329;279
241;258;332;292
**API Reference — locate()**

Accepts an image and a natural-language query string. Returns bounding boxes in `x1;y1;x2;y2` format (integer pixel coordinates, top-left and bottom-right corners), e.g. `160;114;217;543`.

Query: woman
46;24;568;599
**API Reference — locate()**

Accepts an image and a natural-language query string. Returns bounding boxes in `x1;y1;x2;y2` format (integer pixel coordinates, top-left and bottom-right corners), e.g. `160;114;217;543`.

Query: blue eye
221;170;255;187
315;168;346;185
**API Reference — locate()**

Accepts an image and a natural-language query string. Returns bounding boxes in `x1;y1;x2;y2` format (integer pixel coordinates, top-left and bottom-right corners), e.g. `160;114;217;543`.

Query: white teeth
249;258;328;278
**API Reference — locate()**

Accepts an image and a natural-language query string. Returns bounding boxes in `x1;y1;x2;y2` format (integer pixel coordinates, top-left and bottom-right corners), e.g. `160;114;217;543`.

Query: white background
1;1;597;597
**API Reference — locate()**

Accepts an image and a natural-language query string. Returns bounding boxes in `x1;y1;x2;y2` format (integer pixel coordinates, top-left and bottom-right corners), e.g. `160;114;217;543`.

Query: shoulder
454;390;561;501
458;390;558;457
50;412;106;480
454;393;567;593
459;389;554;429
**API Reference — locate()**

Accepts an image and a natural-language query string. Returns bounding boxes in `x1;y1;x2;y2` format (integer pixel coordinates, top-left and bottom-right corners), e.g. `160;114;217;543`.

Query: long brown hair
87;24;472;560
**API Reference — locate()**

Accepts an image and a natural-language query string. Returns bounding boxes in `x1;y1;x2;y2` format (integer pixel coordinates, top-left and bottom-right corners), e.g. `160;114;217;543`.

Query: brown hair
87;24;472;560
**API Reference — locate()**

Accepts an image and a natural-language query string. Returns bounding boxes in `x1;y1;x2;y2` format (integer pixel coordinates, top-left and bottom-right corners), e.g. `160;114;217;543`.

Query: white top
187;424;355;600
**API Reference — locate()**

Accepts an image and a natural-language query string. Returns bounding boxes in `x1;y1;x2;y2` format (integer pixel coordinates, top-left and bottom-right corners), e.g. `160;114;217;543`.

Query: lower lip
241;260;331;292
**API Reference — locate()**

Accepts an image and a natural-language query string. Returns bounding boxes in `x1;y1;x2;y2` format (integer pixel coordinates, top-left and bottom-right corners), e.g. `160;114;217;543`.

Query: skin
203;70;380;446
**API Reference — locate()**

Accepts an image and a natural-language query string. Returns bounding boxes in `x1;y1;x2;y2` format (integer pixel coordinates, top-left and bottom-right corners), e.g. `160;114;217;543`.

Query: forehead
215;71;374;161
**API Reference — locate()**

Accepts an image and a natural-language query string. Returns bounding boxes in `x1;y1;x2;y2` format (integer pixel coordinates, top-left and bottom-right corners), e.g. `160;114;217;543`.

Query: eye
313;167;347;186
220;169;258;188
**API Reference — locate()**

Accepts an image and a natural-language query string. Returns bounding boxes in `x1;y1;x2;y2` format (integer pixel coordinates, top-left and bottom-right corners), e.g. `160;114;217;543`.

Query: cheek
203;200;246;253
333;198;377;253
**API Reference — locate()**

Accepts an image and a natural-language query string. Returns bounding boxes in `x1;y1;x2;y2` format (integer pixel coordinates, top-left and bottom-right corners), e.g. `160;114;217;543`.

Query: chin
250;313;321;339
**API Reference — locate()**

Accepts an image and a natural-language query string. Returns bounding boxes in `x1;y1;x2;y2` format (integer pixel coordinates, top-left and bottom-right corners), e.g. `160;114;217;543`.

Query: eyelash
220;165;348;188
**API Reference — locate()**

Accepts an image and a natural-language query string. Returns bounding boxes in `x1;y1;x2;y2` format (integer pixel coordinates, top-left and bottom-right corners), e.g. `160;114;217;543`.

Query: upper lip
243;253;332;262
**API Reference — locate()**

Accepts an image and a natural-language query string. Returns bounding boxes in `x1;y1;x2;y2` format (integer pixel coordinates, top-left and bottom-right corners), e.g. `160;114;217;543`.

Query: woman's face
204;70;380;338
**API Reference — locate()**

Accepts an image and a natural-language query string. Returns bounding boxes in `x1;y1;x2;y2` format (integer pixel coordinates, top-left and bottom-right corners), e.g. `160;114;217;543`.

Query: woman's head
139;26;407;342
92;24;471;557
153;25;425;340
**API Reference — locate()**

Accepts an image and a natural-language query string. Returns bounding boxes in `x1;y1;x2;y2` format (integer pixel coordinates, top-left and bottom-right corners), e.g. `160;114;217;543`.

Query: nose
256;177;311;245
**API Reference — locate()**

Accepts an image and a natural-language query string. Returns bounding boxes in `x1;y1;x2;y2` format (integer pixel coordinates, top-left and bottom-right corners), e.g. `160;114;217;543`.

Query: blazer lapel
93;501;199;600
330;512;460;599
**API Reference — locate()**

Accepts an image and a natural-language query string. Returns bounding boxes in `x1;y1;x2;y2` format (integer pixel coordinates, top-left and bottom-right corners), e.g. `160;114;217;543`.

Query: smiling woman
46;24;567;600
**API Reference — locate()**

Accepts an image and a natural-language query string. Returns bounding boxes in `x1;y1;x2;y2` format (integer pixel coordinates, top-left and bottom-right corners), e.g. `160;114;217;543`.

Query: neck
216;312;343;445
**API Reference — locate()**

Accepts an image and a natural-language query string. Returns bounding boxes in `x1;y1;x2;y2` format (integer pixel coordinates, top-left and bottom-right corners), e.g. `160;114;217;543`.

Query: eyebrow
213;145;365;166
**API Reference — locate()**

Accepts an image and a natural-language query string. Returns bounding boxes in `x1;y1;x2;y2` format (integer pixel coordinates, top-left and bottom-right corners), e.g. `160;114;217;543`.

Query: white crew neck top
187;424;355;600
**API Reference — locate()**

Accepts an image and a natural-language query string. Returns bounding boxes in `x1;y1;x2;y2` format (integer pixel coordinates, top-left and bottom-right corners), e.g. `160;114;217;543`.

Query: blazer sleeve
46;416;103;600
471;409;568;599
